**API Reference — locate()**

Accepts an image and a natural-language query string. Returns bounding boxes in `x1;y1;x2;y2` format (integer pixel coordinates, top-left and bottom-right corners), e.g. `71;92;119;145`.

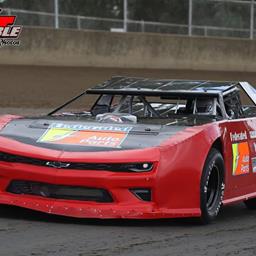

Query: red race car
0;77;256;223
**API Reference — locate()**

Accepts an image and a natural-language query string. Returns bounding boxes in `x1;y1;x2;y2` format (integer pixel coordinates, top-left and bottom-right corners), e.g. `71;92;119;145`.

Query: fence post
250;0;254;39
188;0;193;36
204;26;207;37
77;16;81;30
123;0;128;32
54;0;59;29
141;20;145;32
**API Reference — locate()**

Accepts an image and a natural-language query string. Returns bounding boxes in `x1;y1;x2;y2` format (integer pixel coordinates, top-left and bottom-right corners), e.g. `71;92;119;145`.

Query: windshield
49;93;219;125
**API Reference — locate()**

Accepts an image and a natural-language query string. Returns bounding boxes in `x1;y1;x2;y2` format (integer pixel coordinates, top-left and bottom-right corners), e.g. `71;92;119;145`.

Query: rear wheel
200;148;225;224
244;198;256;210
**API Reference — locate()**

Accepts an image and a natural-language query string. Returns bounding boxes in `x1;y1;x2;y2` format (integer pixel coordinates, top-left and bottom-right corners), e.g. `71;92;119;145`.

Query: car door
221;89;256;200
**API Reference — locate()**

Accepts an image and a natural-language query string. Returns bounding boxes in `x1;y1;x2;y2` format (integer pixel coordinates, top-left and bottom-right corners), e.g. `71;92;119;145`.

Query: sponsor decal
251;157;256;173
38;123;133;148
232;142;250;176
0;8;22;47
230;131;247;142
49;123;132;133
249;130;256;139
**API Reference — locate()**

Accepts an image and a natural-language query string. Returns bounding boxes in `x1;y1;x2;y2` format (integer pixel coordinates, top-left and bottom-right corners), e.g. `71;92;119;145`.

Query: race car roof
87;76;237;97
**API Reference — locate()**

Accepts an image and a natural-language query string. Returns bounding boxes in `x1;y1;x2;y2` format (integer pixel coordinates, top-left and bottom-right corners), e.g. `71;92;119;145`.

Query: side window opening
224;92;244;119
237;83;256;118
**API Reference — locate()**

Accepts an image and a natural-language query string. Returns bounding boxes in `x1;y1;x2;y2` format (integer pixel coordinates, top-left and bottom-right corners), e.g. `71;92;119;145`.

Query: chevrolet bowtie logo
45;161;71;169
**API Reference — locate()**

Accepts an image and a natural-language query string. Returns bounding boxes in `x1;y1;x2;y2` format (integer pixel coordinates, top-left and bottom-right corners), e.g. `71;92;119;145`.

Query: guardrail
2;8;255;39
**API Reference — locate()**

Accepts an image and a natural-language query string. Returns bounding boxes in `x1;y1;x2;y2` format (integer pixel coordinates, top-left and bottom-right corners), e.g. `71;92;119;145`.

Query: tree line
0;0;251;28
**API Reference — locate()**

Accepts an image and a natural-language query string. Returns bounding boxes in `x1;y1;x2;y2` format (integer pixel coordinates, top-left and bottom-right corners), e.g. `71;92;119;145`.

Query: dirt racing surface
1;65;256;256
1;203;256;256
1;64;256;109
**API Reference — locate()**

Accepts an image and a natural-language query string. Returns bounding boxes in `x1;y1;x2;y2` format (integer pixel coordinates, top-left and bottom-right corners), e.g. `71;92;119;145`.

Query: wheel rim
206;165;220;210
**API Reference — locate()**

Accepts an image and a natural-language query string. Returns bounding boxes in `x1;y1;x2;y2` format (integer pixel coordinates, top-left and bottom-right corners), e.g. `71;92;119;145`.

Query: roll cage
48;78;256;121
90;94;221;118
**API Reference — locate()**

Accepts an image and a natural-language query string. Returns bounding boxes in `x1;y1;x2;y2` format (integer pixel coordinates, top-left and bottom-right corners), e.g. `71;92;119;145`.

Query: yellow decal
40;128;75;142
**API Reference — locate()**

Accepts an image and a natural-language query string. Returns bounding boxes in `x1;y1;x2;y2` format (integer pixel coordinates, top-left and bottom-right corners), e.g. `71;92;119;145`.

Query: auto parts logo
232;142;250;176
0;8;22;46
38;123;132;148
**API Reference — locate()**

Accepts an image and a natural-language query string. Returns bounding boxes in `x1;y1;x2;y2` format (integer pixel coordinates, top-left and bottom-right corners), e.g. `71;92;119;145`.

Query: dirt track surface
0;203;256;256
1;65;256;109
1;65;256;255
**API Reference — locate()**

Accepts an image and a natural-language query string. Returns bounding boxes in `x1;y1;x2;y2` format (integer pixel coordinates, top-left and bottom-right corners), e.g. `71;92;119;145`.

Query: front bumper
0;146;201;219
0;145;201;219
0;193;200;219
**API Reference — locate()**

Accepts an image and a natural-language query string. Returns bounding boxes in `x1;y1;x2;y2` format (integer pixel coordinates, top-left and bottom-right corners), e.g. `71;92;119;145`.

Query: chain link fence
191;0;255;39
2;0;256;39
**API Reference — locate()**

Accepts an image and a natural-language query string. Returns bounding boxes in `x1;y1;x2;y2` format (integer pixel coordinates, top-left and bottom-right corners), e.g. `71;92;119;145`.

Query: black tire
200;148;225;224
244;198;256;210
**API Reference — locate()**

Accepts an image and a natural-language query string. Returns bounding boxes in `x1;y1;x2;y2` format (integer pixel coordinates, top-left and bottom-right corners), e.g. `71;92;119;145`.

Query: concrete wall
1;27;256;72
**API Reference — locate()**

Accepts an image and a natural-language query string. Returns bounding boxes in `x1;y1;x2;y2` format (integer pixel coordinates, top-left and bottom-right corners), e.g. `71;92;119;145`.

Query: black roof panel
87;77;237;96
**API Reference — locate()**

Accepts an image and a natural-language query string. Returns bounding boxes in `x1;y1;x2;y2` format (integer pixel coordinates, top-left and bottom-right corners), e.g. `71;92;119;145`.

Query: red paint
0;115;256;219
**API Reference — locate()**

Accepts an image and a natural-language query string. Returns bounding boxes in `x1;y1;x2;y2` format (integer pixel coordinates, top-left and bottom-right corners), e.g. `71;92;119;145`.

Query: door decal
232;142;250;176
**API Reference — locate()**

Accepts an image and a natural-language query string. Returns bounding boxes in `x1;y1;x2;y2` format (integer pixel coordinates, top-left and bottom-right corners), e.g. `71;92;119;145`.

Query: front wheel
200;148;225;224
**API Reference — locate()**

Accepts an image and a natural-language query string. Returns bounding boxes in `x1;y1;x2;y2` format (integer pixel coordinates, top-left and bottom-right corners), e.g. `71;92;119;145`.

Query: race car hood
0;117;188;152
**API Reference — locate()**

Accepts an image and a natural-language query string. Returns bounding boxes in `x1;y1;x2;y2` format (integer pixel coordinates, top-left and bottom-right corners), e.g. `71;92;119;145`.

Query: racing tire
200;148;225;224
244;198;256;210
